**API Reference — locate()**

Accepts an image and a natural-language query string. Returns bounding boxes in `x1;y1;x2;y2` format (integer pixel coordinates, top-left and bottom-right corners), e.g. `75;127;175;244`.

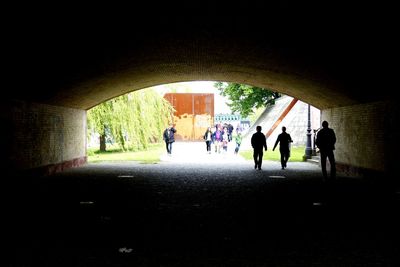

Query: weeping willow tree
87;88;175;151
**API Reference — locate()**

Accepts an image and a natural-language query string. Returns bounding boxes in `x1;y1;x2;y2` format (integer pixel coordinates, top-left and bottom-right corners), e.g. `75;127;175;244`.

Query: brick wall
2;100;87;175
321;100;398;177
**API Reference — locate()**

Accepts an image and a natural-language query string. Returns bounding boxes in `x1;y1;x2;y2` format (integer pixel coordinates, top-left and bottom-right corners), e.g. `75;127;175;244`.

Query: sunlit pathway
160;141;247;163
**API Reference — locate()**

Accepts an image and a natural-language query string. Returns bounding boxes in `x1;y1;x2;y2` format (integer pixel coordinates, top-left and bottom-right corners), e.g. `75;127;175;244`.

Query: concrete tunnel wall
2;100;87;175
322;100;398;178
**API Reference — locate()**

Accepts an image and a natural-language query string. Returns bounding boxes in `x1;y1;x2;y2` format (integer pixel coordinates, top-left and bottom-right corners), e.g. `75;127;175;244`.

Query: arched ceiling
5;3;396;110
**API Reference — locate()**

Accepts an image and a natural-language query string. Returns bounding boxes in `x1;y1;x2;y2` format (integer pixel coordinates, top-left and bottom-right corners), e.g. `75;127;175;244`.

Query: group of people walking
164;120;337;181
250;125;293;171
251;121;337;180
203;123;242;155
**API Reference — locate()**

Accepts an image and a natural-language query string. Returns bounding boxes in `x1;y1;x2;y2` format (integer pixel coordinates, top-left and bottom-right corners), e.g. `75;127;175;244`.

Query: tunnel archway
3;4;398;180
4;5;400;266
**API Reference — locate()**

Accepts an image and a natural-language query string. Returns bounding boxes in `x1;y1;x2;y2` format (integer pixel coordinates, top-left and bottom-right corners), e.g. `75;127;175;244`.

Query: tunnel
3;3;400;266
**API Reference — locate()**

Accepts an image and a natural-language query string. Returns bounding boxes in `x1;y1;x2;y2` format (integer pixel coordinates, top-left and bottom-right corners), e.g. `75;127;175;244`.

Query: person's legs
320;151;328;179
235;143;240;154
253;150;259;169
327;150;336;179
283;151;289;168
168;142;173;154
165;141;170;154
280;151;285;169
258;150;264;170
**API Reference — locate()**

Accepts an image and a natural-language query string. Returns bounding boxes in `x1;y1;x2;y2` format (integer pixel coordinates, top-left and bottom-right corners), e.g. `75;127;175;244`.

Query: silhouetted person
251;125;267;170
316;120;336;181
163;123;177;155
272;126;293;170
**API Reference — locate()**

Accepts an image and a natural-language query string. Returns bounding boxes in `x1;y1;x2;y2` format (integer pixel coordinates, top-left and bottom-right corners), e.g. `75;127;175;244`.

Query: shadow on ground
4;162;400;266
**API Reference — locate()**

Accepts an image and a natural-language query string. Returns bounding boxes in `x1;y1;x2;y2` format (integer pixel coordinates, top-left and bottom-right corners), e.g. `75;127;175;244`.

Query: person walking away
316;120;336;181
204;127;213;154
251;125;267;170
272;126;293;170
234;132;242;155
163;123;177;155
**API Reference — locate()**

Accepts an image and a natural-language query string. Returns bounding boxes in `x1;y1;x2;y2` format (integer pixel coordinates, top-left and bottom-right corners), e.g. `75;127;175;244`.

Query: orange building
164;93;214;141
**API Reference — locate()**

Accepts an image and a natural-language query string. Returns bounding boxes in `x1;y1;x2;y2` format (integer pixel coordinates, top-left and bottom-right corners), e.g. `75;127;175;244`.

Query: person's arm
264;135;267;151
272;136;279;151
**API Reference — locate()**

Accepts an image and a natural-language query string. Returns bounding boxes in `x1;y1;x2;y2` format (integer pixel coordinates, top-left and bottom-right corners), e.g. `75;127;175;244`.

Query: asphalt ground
4;142;400;266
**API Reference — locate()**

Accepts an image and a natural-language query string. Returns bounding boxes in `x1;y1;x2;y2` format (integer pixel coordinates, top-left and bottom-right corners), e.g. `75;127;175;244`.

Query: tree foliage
214;82;280;118
87;88;175;151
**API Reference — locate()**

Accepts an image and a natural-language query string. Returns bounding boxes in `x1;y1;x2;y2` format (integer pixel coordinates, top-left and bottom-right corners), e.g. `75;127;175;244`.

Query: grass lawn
239;146;306;162
87;143;164;164
87;143;307;164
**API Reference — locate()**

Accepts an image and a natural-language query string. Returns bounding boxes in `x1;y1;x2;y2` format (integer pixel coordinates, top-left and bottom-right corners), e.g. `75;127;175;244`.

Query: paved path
5;143;400;266
158;141;321;175
160;141;247;163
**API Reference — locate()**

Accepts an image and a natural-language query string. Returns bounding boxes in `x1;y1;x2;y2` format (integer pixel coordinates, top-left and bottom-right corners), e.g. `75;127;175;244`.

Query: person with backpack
163;123;177;155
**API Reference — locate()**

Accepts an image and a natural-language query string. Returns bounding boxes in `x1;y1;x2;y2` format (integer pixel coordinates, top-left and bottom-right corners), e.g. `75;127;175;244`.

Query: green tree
87;88;175;152
214;82;280;118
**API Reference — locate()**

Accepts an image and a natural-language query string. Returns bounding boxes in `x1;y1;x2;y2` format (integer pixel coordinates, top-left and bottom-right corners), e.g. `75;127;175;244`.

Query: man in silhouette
316;120;336;181
272;126;293;170
251;125;267;170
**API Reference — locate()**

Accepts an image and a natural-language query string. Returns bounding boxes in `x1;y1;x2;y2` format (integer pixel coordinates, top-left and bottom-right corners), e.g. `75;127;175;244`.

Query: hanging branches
87;88;175;151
